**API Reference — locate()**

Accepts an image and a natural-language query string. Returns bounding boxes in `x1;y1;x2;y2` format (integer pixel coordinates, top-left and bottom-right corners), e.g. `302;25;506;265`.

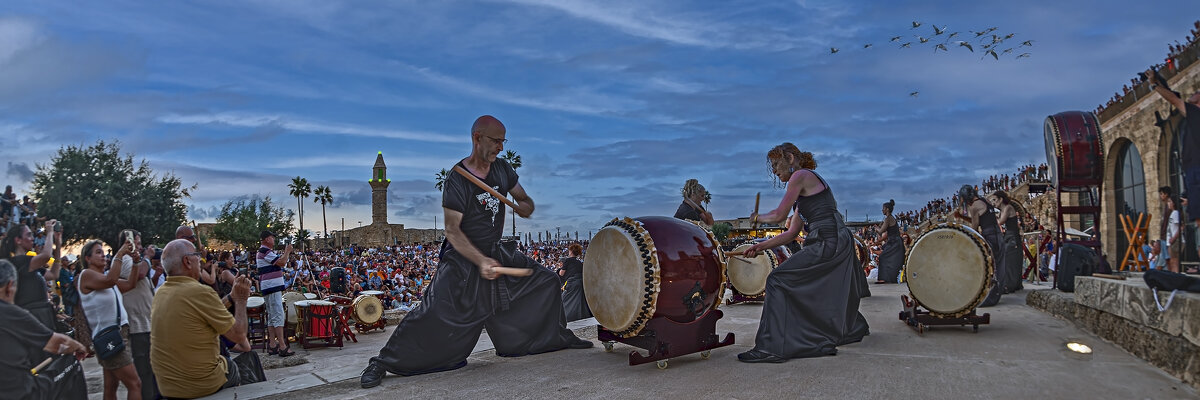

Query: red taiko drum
295;300;337;339
584;216;726;338
1044;111;1104;191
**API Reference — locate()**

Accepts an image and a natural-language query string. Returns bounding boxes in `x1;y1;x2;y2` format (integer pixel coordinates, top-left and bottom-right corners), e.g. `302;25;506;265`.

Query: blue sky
1;1;1197;237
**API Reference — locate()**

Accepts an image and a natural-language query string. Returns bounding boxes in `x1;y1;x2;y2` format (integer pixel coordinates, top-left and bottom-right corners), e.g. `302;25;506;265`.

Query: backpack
1143;269;1200;311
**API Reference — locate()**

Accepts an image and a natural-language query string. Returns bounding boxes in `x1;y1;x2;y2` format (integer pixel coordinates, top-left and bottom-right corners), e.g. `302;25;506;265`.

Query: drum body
904;223;994;318
246;296;265;314
282;292;307;328
853;237;870;273
1044;111;1103;191
583;216;726;338
352;295;383;324
726;242;787;296
295;300;337;338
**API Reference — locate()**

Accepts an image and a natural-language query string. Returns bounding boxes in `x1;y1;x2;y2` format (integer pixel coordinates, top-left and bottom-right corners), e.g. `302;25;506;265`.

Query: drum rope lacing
904;222;995;319
604;217;661;338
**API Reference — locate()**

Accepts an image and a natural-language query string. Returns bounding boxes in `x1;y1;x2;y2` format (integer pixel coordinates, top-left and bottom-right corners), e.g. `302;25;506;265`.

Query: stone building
330;152;442;247
1094;34;1199;267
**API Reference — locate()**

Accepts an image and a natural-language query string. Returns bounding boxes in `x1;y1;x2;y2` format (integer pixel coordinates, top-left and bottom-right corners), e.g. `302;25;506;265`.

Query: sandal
277;347;295;357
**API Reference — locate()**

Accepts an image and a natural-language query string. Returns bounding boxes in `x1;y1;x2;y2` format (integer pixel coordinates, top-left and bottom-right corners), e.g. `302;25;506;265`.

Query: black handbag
92;289;125;360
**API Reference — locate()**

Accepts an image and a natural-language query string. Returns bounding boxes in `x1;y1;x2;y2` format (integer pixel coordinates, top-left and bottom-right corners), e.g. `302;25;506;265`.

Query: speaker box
1055;243;1095;292
330;267;347;294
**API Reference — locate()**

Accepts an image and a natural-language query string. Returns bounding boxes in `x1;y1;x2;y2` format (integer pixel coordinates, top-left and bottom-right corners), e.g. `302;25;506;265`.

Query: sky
1;1;1197;238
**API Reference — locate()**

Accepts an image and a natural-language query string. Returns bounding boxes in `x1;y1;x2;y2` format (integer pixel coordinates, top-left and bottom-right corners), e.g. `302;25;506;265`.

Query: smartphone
125;231;136;247
53;221;63;233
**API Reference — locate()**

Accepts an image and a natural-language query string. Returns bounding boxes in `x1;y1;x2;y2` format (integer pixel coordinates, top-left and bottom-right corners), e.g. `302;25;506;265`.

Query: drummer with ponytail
953;184;1007;307
876;199;904;284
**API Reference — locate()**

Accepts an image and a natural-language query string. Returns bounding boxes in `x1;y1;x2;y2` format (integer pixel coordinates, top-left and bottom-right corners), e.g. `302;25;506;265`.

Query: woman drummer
994;190;1024;293
875;199;904;284
953;185;1005;307
558;243;592;322
740;143;870;363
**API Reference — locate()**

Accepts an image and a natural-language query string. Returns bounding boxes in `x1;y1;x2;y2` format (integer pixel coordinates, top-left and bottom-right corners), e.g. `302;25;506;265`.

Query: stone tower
369;152;390;225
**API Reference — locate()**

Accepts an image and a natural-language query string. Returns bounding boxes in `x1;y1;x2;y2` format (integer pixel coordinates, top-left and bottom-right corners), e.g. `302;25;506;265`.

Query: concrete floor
87;282;1199;399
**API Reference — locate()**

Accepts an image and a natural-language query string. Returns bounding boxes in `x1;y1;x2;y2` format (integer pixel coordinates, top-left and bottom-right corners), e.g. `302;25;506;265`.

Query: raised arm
443;208;502;280
509;182;535;218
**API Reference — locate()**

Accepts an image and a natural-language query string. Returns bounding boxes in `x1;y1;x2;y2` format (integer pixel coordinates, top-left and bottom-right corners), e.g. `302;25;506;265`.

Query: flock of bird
825;21;1036;98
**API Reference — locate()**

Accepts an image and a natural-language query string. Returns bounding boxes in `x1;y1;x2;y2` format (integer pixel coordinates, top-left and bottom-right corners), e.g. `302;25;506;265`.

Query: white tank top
79;277;129;335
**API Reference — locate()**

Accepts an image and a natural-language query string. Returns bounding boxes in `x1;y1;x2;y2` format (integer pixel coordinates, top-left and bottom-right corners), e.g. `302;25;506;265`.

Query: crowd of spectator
1097;20;1200;114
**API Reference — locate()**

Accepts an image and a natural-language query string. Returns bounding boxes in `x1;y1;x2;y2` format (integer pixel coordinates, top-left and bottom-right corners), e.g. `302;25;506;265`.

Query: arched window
1114;141;1146;255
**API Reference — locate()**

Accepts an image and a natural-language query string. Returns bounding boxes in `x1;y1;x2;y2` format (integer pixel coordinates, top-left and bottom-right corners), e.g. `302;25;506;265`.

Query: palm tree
500;150;522;236
434;168;449;192
313;185;333;239
287;176;311;247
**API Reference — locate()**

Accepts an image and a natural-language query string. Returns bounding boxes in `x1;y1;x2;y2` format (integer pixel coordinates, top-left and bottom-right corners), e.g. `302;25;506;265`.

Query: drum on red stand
726;242;787;297
295;300;338;339
1044;111;1103;191
583;216;726;338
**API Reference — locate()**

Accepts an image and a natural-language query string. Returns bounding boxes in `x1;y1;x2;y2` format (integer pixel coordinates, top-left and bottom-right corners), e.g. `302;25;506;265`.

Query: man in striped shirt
256;230;294;357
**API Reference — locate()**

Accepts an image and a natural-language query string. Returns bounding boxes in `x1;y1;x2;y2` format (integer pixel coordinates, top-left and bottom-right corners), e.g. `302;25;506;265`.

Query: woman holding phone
78;238;143;400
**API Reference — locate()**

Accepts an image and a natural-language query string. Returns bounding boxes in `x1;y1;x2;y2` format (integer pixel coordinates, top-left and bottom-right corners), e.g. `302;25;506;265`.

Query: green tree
211;196;294;250
313;185;333;239
500;150;522;169
711;222;732;243
31;140;191;246
434;168;449;192
287;176;311;247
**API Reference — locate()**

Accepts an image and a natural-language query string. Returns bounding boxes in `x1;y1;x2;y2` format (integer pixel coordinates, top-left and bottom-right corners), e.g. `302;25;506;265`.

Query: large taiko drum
295;300;337;338
1044;111;1104;191
853;237;870;273
282;291;307;328
352;294;383;325
904;223;994;318
584;216;726;338
726;242;787;297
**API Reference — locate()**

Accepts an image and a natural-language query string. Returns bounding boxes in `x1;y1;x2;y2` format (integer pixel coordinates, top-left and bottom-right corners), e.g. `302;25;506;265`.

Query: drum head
283;292;308;325
353;295;383;324
308;300;336;307
303;293;318;300
905;224;993;318
584;223;659;335
246;296;265;308
294;300;311;308
727;243;776;296
360;290;384;296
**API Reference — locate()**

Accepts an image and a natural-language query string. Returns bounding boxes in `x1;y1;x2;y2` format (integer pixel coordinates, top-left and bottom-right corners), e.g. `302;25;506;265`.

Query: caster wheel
972;325;979;333
603;342;614;352
656;360;668;370
700;350;711;360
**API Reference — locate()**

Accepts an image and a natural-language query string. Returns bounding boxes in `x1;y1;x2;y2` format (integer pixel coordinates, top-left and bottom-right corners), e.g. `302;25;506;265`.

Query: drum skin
727;242;786;296
352;295;383;324
283;292;307;327
1044;111;1103;190
904;223;994;318
584;216;726;338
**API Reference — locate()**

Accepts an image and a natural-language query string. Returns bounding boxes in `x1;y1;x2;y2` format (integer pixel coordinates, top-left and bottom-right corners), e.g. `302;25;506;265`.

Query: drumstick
730;256;754;264
684;197;705;212
453;166;520;210
752;192;761;230
493;266;533;277
725;251;745;256
30;357;52;375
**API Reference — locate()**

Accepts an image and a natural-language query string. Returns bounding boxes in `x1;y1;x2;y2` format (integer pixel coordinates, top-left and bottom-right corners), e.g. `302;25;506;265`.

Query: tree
31;140;191;246
500;150;522;236
313;185;333;239
711;222;732;243
287;176;311;247
211;196;294;250
434;169;449;192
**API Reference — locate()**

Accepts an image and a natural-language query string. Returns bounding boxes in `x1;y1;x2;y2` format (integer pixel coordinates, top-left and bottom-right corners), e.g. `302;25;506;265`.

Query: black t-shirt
10;255;48;309
443;159;518;253
0;301;53;396
1183;103;1200;169
674;201;702;221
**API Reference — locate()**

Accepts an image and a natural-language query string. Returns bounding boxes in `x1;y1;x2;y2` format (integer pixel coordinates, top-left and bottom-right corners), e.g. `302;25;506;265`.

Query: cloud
157;112;466;144
0;16;141;102
6;162;34;183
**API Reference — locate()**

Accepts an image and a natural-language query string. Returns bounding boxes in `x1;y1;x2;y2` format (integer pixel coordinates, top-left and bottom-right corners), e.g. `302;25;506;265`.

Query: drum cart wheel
603;342;615;352
699;350;711;359
656;360;668;370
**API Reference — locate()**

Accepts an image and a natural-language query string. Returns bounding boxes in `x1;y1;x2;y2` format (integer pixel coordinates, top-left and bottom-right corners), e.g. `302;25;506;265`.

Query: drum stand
355;318;387;334
598;310;735;369
898;295;990;334
726;287;764;305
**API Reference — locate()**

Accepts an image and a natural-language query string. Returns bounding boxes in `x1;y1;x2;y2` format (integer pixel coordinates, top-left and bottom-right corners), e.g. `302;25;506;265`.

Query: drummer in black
953;185;1006;307
875;199;904;284
360;115;591;389
558;243;591;321
674;179;714;226
740;143;869;362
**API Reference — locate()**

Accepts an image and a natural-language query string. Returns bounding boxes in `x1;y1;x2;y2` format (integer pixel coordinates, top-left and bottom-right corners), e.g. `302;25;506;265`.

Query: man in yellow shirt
150;239;252;398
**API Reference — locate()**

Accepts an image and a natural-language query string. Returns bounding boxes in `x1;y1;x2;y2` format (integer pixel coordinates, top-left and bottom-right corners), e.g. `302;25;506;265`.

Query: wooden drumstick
725;251;745;256
493;266;533;277
752;192;761;230
684;197;705;212
453;166;521;210
30;357;52;375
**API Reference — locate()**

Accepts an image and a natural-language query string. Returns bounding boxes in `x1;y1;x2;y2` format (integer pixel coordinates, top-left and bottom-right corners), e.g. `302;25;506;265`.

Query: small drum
1044;111;1103;191
726;243;787;297
352;295;383;325
303;293;318;300
246;296;265;312
360;290;384;297
904;223;994;318
584;216;726;338
295;300;337;338
282;292;307;327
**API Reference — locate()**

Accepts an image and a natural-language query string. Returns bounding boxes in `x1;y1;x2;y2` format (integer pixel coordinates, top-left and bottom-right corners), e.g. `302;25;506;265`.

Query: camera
53;221;63;233
239;267;249;276
218;261;228;269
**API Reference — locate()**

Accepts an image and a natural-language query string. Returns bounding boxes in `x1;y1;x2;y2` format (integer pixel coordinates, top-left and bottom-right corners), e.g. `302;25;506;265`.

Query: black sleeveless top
791;171;840;244
976;199;1000;234
886;217;901;239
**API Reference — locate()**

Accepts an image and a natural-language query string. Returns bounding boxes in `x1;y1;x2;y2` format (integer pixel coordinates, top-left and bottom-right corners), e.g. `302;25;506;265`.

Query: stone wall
330;223;443;247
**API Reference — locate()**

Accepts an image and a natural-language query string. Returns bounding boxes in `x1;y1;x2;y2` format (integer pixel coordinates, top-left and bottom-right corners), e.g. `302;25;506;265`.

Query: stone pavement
88;283;1199;399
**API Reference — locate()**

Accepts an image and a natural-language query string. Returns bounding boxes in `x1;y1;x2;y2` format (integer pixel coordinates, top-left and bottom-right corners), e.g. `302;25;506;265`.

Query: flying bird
900;42;912;48
1016;53;1031;59
830;47;839;54
984;27;998;34
912;21;922;29
1004;33;1015;40
983;49;998;60
1020;40;1035;47
1001;48;1014;55
933;25;947;35
918;36;930;44
934;43;948;52
910;91;920;98
891;36;902;42
947;32;960;40
957;41;974;52
972;30;987;37
863;43;873;49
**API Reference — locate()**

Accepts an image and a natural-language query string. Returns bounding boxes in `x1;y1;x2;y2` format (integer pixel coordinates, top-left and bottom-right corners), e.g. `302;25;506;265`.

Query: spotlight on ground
1066;342;1092;354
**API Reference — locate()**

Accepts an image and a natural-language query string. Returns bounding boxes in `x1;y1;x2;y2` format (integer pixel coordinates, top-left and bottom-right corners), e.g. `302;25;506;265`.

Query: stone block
1126;285;1185;336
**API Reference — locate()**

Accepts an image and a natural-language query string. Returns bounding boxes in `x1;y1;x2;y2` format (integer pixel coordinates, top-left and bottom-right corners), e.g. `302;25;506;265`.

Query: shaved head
176;225;194;238
472;115;504;136
162;239;196;277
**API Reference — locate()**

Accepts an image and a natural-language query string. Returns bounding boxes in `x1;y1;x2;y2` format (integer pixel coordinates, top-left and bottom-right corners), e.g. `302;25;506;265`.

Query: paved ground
87;282;1199;399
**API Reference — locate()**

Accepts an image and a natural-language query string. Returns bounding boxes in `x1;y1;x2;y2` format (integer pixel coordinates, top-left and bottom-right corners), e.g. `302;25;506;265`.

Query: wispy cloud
157;112;466;144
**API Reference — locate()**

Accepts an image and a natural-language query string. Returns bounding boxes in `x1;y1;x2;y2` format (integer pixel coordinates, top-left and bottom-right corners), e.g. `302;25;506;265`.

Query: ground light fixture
1066;342;1093;354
